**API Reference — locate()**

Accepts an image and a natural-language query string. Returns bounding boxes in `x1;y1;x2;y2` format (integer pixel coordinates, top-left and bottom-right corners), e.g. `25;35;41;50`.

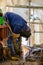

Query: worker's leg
7;36;15;56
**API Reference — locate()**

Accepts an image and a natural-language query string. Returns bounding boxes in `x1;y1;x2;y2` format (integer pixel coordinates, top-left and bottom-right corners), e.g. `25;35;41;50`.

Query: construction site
0;0;43;65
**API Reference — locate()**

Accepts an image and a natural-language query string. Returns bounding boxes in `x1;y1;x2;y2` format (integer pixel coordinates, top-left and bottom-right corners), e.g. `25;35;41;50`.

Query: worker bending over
3;12;31;56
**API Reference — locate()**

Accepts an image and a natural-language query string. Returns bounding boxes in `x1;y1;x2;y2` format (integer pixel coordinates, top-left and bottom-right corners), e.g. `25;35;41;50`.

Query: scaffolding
5;0;43;46
5;0;43;63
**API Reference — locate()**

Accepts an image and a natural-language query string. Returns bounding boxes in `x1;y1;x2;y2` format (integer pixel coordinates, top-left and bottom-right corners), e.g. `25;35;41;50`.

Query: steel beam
6;5;43;9
27;22;43;24
34;31;43;33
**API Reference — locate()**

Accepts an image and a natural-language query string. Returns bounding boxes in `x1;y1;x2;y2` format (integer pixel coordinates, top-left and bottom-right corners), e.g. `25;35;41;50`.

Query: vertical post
32;8;35;46
29;0;31;46
29;0;31;56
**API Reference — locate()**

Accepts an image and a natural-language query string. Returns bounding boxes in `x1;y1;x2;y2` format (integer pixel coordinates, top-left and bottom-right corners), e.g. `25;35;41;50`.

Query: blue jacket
4;12;31;37
4;12;27;33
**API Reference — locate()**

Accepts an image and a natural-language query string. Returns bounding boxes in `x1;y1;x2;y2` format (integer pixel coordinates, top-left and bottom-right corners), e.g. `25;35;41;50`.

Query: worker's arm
3;18;20;38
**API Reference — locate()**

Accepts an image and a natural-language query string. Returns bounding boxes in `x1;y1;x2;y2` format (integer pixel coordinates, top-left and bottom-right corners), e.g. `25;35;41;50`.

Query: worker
0;9;4;25
3;12;31;38
3;12;31;57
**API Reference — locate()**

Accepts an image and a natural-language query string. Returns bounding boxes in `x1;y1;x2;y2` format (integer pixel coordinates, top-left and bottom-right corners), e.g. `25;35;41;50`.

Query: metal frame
29;0;31;54
27;22;43;24
34;31;43;33
6;5;43;9
6;1;43;60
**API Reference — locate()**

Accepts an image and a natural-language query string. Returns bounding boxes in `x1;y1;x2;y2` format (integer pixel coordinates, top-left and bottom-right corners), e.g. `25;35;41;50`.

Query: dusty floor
0;60;42;65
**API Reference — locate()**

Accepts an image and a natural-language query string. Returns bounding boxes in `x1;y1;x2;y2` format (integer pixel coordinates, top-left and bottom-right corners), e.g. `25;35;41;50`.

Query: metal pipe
34;31;43;33
29;0;31;47
27;22;43;24
6;5;43;9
